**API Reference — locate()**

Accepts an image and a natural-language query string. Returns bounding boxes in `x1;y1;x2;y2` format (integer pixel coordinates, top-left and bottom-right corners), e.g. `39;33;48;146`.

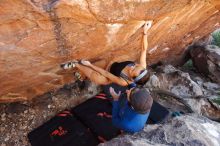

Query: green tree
212;30;220;47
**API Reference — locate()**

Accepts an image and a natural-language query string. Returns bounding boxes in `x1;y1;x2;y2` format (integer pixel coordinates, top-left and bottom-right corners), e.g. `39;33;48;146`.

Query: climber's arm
139;21;152;69
139;34;148;69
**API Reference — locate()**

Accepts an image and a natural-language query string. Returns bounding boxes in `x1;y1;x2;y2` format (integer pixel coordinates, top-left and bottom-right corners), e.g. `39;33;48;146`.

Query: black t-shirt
109;61;134;77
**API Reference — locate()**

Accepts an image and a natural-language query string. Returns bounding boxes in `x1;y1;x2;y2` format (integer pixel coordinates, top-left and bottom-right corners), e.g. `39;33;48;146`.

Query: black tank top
109;61;135;77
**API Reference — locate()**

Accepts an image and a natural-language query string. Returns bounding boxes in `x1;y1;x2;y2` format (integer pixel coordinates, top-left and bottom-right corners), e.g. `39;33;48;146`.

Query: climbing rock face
0;0;220;102
100;115;220;146
190;45;220;83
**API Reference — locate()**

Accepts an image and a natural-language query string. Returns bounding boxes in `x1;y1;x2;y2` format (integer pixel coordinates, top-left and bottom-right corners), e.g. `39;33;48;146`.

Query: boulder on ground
146;65;220;122
147;65;203;97
190;45;220;83
100;115;220;146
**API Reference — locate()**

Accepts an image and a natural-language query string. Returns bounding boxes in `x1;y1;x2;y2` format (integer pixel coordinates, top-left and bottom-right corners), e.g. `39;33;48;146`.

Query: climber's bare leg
75;64;110;85
60;60;110;85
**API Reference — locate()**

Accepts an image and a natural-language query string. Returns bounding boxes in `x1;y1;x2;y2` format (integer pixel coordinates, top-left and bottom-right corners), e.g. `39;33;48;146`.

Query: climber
60;21;153;88
60;21;153;133
109;86;153;133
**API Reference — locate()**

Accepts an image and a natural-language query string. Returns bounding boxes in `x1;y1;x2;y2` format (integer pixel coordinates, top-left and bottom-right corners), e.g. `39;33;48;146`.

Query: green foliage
212;30;220;47
212;97;220;105
183;59;193;69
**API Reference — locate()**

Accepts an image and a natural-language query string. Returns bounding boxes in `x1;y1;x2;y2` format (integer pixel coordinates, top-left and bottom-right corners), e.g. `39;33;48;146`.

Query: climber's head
128;64;150;85
126;87;153;114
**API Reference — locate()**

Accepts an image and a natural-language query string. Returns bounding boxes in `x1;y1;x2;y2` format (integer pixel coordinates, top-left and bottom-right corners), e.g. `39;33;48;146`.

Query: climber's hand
144;20;153;34
81;60;91;66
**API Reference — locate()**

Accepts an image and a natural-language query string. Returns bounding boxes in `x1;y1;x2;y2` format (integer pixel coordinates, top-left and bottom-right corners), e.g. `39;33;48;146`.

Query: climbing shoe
171;111;184;117
60;60;78;69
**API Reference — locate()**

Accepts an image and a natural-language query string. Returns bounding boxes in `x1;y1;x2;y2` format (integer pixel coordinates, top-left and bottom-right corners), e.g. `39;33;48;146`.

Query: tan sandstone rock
0;0;220;102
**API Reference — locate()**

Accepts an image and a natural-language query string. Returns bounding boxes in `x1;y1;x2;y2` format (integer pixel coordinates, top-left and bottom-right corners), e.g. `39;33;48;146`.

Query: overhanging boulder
0;0;220;102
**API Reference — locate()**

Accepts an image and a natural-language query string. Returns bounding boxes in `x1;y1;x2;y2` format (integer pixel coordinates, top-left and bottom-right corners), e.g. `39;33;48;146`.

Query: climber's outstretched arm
139;34;148;68
139;21;152;68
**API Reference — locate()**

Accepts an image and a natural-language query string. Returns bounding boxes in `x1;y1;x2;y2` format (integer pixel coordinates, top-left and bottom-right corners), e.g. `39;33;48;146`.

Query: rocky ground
100;114;220;146
0;80;101;146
